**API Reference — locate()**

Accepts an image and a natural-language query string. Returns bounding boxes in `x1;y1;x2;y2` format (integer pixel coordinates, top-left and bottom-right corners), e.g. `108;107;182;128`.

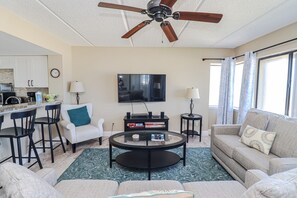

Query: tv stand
124;115;169;131
132;113;149;119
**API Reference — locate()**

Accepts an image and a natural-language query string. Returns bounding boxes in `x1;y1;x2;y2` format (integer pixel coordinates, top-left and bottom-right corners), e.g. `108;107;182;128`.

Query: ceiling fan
98;0;223;42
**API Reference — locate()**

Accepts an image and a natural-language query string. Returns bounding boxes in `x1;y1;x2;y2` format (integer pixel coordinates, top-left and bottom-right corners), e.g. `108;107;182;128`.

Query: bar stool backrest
11;108;37;137
45;103;61;124
0;115;3;130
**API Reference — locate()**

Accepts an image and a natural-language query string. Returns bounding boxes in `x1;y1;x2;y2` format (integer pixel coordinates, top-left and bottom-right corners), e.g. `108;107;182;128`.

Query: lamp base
189;98;194;116
76;93;80;105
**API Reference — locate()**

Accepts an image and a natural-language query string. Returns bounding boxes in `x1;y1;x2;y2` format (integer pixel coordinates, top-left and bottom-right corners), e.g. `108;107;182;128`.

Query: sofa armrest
36;168;57;186
269;158;297;175
91;118;104;132
211;124;241;136
244;169;269;189
60;120;76;143
60;120;75;130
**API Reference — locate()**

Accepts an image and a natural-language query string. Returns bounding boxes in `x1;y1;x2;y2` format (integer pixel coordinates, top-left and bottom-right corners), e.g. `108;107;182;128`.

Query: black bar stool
0;115;3;130
0;109;42;169
31;103;66;163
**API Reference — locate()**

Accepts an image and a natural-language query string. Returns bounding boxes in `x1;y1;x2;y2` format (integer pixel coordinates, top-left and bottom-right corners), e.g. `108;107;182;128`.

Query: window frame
255;49;297;115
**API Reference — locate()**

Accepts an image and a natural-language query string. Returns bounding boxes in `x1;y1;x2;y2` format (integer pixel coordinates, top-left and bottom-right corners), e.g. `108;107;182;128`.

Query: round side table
180;113;203;143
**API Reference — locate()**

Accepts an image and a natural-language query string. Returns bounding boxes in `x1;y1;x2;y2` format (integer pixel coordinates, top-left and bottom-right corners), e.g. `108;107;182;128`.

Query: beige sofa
1;162;297;198
211;108;297;184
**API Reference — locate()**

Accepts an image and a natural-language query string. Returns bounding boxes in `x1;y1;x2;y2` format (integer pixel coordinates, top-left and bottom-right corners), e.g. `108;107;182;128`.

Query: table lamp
186;87;200;116
70;81;85;104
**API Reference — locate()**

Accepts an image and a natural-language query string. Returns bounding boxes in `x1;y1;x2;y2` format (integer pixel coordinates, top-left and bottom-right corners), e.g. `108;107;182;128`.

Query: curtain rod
202;37;297;61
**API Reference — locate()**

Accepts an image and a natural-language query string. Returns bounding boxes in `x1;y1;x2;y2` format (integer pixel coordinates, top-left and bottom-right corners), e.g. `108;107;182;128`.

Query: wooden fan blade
122;21;151;39
160;21;178;42
173;11;223;23
160;0;177;8
98;2;145;13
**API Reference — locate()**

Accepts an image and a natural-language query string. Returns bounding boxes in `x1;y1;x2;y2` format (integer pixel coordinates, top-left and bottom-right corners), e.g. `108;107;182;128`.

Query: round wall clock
50;68;60;78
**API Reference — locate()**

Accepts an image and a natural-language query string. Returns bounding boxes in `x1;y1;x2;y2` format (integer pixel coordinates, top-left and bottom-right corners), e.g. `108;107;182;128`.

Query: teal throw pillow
67;106;91;127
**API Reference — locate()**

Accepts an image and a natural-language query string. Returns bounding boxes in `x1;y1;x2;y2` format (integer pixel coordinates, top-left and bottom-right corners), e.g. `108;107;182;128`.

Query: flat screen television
118;74;166;103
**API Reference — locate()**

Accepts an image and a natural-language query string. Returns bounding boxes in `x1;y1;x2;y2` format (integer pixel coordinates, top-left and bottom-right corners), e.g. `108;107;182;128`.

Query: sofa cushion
0;162;62;198
112;190;194;198
67;106;91;127
241;125;276;155
183;181;246;198
74;124;100;143
266;116;297;157
55;180;118;198
239;109;269;136
233;147;278;173
117;180;184;195
213;134;247;158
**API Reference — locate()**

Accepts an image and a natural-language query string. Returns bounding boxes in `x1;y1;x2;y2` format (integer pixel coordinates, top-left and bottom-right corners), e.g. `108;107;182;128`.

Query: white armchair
60;103;104;152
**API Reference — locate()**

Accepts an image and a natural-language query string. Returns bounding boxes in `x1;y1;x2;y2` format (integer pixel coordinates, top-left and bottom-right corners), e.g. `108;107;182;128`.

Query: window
233;63;243;108
256;50;297;116
209;63;243;107
209;64;221;106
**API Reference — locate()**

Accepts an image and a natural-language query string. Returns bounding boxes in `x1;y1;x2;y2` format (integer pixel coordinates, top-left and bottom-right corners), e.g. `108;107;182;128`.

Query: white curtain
290;53;297;117
237;52;256;123
217;57;235;124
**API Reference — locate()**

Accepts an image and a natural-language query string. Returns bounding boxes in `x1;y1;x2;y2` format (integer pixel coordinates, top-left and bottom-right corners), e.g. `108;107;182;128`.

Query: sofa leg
99;137;102;145
72;144;76;153
66;140;69;145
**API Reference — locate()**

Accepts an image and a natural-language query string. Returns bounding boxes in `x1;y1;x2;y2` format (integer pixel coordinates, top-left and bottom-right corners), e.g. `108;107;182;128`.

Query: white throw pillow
241;125;276;155
0;162;62;198
111;190;194;198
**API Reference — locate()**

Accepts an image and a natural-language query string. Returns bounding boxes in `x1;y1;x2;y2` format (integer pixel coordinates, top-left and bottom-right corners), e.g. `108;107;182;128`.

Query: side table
180;113;203;143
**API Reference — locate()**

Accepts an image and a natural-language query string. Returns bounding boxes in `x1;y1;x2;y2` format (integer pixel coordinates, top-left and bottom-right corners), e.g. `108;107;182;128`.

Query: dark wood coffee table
109;131;186;180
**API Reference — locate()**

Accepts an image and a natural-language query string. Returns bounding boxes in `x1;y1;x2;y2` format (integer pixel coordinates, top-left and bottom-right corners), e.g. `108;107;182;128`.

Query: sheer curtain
237;52;256;123
217;57;235;124
290;53;297;117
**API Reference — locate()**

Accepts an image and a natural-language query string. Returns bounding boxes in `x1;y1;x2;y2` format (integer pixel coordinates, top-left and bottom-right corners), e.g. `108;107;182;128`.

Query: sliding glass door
256;50;297;117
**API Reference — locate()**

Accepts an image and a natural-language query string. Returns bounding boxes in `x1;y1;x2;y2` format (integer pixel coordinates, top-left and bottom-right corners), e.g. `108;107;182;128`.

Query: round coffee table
109;131;186;180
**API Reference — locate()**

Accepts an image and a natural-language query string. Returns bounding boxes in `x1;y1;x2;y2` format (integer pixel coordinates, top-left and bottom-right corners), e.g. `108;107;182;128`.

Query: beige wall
48;55;64;101
235;22;297;58
72;47;234;132
0;6;72;102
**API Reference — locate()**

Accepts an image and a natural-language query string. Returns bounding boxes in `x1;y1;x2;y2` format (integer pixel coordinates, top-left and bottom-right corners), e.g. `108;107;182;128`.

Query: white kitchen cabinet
14;56;48;88
0;56;14;69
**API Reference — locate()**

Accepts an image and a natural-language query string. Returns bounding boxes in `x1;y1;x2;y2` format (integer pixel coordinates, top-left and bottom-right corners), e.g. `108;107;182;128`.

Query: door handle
31;80;33;87
28;80;30;87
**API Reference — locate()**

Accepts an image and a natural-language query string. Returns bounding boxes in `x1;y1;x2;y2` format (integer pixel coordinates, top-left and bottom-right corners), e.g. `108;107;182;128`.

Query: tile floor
30;131;211;177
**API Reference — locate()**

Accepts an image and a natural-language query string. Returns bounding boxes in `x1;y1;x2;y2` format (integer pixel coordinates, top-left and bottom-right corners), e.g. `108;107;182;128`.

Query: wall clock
50;68;60;78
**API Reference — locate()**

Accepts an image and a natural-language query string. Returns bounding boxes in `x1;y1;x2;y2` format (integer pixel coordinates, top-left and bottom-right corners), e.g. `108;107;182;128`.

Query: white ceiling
1;0;297;48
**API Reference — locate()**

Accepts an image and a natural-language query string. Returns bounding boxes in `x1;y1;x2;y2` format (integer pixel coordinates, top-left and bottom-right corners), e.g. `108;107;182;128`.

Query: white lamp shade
186;87;200;99
70;81;85;93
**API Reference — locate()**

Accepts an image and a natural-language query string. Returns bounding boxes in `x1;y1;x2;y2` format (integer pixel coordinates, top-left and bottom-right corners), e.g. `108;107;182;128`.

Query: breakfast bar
0;102;61;164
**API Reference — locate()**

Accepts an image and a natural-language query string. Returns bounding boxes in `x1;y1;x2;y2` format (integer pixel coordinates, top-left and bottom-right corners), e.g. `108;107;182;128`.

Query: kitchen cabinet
14;56;48;88
0;56;14;69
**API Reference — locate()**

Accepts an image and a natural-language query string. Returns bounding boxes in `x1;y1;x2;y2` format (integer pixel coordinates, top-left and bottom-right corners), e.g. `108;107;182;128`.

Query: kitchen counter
0;101;61;116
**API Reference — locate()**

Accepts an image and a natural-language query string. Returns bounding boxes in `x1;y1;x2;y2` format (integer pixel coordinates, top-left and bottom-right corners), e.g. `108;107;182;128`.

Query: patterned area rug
58;148;233;183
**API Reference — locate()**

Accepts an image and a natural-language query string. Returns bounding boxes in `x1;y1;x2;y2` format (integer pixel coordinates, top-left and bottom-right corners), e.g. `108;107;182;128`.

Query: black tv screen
118;74;166;103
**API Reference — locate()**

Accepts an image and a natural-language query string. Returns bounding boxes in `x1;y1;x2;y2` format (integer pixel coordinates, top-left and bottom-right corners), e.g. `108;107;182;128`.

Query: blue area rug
58;148;233;183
